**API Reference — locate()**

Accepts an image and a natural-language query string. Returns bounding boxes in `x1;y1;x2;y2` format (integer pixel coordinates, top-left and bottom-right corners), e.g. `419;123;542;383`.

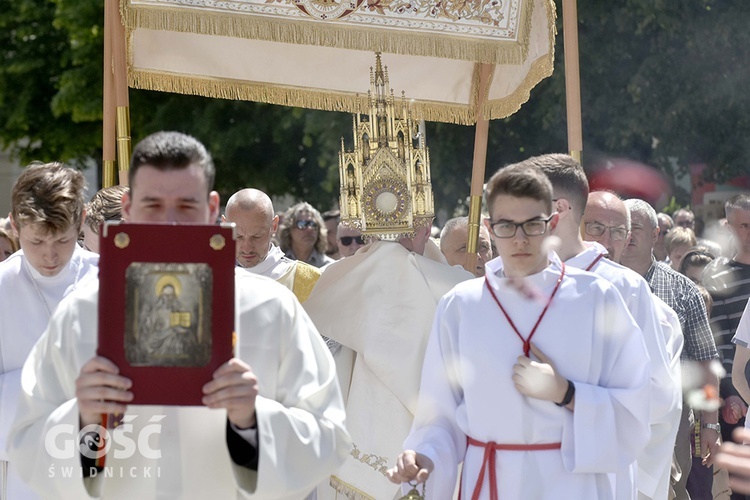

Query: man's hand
386;450;434;484
715;427;750;493
723;395;748;425
512;343;569;404
75;356;133;427
701;425;722;467
202;358;259;429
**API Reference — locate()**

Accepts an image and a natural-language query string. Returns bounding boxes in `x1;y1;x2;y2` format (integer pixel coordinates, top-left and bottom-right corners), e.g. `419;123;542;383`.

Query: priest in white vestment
304;73;475;499
1;163;99;500
389;161;651;499
306;235;472;499
224;188;321;303
8;132;350;500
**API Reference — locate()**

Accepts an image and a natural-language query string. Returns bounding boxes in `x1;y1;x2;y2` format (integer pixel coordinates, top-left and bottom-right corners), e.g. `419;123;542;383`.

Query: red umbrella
588;158;672;207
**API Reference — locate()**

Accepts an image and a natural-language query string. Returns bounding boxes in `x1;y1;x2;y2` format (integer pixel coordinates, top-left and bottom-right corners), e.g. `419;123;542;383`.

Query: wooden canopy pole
102;0;116;188
110;0;131;185
562;0;583;162
464;63;493;274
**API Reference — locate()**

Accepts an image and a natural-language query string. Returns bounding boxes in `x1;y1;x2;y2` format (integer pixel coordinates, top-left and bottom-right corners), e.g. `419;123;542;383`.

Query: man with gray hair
439;216;492;277
224;188;321;303
622;198;720;500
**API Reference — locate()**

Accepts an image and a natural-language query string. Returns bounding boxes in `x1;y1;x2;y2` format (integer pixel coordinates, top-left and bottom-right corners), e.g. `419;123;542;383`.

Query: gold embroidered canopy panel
123;0;556;124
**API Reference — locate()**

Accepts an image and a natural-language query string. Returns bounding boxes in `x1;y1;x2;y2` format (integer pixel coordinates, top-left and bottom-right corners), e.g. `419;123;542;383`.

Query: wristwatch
702;423;721;433
555;380;575;407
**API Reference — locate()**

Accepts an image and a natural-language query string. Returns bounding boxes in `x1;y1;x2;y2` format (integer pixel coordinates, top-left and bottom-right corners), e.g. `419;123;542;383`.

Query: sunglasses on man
339;235;366;246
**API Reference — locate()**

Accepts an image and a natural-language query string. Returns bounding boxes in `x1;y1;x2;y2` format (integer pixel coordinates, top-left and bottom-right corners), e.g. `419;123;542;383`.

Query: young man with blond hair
388;161;651;499
1;162;100;499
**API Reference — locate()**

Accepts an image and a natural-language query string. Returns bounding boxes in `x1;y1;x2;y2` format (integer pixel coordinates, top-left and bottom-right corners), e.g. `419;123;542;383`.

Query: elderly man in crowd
439;216;493;277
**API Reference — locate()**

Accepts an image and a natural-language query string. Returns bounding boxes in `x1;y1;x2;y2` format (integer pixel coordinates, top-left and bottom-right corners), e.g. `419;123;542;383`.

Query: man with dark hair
9;132;349;499
1;162;100;499
322;209;341;260
388;161;651;498
704;194;750;500
673;208;696;231
535;153;681;500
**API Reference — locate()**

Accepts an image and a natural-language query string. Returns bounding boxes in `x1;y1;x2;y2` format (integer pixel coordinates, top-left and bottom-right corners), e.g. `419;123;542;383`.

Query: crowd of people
1;132;750;500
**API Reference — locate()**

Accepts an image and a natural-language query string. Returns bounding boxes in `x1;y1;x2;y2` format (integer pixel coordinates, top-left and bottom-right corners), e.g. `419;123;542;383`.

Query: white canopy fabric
123;0;556;124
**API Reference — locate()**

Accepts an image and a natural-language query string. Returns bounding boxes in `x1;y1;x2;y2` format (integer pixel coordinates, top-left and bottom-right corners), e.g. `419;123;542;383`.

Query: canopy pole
111;0;131;185
464;63;493;274
563;0;583;162
102;0;116;188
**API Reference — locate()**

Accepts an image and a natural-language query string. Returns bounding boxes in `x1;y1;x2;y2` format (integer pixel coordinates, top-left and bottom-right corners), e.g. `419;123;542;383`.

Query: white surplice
0;245;99;499
567;243;683;500
241;244;321;305
404;256;652;500
243;244;296;282
8;270;350;499
304;240;473;499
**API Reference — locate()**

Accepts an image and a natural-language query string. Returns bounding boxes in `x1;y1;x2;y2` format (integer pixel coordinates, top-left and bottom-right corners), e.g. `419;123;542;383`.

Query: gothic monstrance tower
338;53;434;241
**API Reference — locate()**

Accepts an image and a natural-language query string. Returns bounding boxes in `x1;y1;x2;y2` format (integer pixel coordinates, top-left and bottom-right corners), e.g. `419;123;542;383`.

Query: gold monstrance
339;53;434;241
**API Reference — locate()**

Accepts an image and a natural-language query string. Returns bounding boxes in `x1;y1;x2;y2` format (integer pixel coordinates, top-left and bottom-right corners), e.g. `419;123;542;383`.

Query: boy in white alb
534;153;682;500
388;162;652;499
0;163;99;499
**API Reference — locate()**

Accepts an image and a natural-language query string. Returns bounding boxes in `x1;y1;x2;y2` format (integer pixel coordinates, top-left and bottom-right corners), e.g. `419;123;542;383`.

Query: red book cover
97;222;236;405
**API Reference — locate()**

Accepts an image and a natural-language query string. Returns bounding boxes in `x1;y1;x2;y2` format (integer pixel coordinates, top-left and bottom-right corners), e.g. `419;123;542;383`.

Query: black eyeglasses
339;235;365;246
295;220;318;230
489;215;554;239
583;221;628;241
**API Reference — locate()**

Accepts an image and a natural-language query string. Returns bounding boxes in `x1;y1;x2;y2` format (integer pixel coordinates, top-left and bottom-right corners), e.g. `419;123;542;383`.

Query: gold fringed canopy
123;0;557;125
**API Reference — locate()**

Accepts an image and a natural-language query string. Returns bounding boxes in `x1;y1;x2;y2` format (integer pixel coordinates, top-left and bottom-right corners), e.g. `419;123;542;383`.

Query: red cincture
585;253;604;272
461;265;566;499
465;438;562;500
484;263;566;357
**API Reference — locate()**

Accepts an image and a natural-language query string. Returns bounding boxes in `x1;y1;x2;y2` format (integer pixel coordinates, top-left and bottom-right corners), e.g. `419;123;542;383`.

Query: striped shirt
706;259;750;372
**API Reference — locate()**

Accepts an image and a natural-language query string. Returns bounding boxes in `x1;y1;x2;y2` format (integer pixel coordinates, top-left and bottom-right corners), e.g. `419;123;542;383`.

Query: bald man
580;191;631;262
439;216;492;277
224;188;321;303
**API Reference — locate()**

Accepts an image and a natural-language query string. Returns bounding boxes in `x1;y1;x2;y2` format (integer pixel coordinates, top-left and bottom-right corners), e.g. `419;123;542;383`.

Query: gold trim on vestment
329;475;376;500
350;443;390;476
291;261;321;303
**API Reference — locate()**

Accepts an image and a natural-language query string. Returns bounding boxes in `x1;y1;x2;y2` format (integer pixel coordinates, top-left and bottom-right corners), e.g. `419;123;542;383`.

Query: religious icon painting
125;263;212;368
97;222;236;405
